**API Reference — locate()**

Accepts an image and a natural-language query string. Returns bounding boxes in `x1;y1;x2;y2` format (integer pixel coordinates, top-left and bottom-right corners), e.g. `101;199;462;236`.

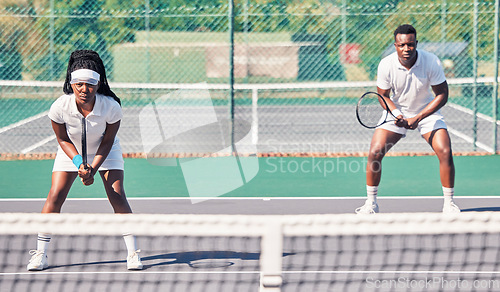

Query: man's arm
377;87;406;128
405;81;449;130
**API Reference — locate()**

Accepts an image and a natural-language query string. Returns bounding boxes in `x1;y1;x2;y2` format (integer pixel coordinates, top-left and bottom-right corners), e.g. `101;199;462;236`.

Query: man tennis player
27;50;143;271
355;24;460;214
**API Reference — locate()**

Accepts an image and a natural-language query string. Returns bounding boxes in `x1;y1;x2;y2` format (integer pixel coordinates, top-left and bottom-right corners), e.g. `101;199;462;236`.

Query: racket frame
356;91;399;129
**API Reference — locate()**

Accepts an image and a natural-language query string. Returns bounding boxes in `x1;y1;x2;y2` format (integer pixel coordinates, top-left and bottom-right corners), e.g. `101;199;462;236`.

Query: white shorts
377;111;447;136
52;141;124;172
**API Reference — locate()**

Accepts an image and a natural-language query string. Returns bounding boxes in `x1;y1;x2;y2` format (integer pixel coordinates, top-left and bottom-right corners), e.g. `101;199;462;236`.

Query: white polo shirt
48;93;124;171
376;49;447;117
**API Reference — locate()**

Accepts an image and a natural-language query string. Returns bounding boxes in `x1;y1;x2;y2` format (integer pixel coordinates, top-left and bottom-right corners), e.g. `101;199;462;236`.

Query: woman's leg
100;170;132;213
28;171;77;271
100;169;143;270
42;171;78;213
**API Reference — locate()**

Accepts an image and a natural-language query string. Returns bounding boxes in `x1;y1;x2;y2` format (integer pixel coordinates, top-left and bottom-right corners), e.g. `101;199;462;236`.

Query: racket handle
81;117;88;170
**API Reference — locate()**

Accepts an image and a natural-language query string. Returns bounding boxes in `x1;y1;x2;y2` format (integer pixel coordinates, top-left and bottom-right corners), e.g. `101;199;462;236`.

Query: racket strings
357;93;388;128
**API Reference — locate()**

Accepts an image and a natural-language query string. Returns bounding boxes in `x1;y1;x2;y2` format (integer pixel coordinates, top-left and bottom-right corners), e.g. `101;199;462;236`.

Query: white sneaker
27;250;48;271
442;201;461;213
355;200;379;214
127;250;143;270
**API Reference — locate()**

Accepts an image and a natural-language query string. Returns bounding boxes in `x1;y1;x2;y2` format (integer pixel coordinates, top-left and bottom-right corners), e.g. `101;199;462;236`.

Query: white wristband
391;109;403;118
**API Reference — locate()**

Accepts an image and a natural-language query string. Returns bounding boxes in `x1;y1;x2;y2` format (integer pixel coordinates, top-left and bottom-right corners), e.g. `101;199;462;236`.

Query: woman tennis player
27;50;143;271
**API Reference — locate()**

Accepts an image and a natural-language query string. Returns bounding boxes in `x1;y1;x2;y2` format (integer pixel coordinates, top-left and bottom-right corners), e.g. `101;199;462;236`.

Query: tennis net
1;212;500;291
0;77;497;158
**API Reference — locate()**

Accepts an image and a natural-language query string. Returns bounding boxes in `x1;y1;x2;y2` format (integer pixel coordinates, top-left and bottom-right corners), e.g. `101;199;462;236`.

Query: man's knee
368;146;386;162
436;146;453;161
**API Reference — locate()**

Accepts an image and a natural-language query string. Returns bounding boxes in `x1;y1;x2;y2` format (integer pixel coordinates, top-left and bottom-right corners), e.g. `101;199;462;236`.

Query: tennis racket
356;91;401;129
81;117;88;170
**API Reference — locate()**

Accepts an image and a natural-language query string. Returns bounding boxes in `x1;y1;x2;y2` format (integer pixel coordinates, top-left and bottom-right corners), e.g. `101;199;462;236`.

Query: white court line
3;270;500;276
282;270;500;274
127;196;500;200
447;126;494;153
0;196;498;202
0;110;49;135
21;134;56;154
446;103;496;152
448;102;500;125
0;271;261;276
0;110;55;154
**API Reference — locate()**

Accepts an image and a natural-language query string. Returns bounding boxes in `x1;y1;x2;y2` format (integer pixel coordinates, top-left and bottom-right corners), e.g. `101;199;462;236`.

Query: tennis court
2;153;500;291
1;80;500;291
1;81;500;292
2;1;500;291
0;80;499;156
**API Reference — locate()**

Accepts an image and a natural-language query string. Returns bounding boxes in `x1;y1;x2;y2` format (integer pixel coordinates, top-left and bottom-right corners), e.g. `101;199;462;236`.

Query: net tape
2;212;500;236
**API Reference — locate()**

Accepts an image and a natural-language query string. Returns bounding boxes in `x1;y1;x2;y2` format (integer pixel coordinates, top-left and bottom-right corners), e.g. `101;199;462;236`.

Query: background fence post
473;0;478;151
49;0;55;80
229;0;235;152
494;0;499;153
145;0;151;84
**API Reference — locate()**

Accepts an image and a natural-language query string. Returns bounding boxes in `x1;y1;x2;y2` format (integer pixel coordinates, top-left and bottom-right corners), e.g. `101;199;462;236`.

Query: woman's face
72;81;99;105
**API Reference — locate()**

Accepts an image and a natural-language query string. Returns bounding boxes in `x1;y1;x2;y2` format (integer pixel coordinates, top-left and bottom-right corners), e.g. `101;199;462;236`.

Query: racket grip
72;155;83;169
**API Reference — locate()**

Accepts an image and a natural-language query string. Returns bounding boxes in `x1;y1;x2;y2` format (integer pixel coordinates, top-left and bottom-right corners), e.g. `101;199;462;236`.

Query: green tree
0;0;49;80
38;0;136;80
0;0;136;80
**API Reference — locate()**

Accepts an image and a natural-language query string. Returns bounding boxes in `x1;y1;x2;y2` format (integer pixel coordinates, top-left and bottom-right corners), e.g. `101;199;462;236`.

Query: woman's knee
43;189;68;212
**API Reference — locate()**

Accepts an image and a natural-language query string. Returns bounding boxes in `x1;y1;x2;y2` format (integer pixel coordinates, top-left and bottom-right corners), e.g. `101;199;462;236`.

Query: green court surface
1;155;499;199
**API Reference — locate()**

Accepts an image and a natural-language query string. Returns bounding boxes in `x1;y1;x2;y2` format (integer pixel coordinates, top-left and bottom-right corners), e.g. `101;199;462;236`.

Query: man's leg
422;128;460;213
356;128;403;214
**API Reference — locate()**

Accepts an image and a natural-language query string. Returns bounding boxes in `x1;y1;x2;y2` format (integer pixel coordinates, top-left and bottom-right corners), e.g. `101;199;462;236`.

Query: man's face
394;33;417;67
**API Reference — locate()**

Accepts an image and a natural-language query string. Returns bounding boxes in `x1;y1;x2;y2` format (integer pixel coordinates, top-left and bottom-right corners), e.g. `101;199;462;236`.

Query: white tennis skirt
52;141;124;172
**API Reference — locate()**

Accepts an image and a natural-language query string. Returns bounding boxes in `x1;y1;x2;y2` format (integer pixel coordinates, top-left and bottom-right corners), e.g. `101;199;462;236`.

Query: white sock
367;185;378;203
37;233;51;252
443;187;454;203
123;234;138;255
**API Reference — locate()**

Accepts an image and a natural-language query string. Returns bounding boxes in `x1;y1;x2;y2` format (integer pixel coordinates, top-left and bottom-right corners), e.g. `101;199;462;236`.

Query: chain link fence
0;0;498;157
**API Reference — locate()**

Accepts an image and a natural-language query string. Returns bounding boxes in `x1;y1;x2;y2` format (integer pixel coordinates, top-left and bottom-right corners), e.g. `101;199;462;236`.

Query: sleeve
376;57;391;90
47;96;65;124
107;99;123;124
429;55;447;86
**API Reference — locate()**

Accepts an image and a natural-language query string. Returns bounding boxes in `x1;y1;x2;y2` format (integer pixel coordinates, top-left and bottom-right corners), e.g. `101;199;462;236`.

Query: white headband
70;69;100;85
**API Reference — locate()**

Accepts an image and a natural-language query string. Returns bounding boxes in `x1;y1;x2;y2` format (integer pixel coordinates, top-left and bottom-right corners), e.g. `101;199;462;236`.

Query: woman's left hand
78;164;95;186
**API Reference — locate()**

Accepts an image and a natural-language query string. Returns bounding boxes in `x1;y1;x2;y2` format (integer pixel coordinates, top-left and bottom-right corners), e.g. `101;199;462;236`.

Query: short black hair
394;24;417;41
63;50;121;105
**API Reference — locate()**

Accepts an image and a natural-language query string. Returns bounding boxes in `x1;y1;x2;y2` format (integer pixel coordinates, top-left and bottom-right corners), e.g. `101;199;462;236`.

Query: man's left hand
405;116;421;130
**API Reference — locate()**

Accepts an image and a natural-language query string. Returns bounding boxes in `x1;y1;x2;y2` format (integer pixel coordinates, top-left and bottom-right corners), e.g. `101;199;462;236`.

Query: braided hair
63;50;121;106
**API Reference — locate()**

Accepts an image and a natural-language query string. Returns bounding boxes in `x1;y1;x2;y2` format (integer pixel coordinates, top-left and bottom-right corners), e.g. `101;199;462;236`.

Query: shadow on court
461;207;500;212
44;251;264;271
143;251;262;269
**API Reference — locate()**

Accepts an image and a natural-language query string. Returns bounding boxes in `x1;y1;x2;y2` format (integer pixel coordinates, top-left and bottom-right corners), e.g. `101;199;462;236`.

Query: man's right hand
394;116;408;128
